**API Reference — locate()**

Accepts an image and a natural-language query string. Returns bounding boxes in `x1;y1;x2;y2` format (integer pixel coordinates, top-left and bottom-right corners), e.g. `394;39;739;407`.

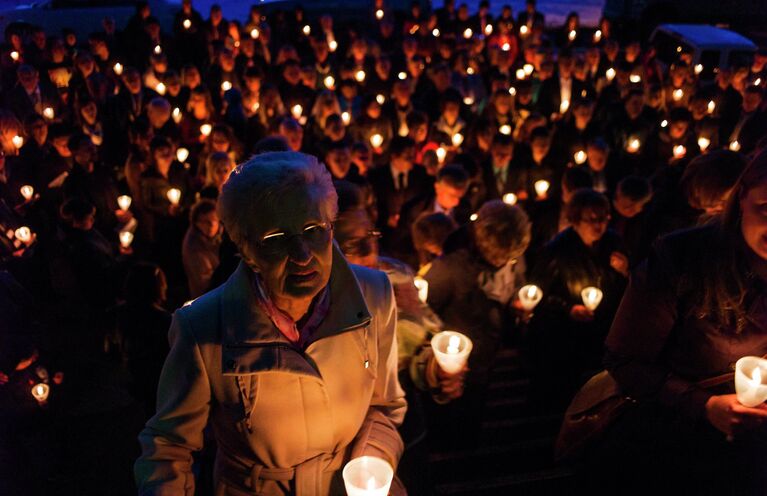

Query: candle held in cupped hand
431;331;472;375
735;357;767;407
31;383;49;403
518;284;543;311
166;188;181;206
20;185;34;201
581;287;603;311
343;456;393;496
117;195;132;211
414;276;428;303
119;230;134;248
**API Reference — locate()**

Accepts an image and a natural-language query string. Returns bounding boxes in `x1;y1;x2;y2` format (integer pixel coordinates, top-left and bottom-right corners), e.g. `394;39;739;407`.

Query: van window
653;31;691;66
728;50;755;69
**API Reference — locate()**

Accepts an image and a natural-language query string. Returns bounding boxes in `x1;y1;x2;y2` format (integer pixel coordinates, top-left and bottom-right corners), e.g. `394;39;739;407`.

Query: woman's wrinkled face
741;182;767;260
249;186;333;302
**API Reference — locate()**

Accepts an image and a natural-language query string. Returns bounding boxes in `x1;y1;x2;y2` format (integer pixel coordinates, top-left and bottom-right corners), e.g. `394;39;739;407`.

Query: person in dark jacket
590;148;767;494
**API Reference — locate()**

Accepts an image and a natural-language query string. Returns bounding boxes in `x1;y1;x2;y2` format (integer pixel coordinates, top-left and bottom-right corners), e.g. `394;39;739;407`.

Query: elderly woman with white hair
135;151;407;495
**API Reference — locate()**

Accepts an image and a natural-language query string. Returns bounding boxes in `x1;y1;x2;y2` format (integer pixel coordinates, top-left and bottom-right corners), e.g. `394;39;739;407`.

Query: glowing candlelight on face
375;94;385;105
302;25;311;36
451;133;464;147
375;9;384;20
509;86;517;96
200;124;212;137
568;29;577;41
627;137;641;154
113;62;123;75
398;71;407;80
10;50;19;62
436;146;447;163
370;133;384;148
534;180;550;198
574;149;587;165
12;135;24;149
433;28;440;37
593;29;602;43
502;42;510;51
154;45;162;55
43;107;54;120
172;107;182;123
605;67;616;81
499;124;512;135
463;95;475;105
629;73;641;84
581;286;603;311
518;284;543;311
463;28;473;39
707;100;716;114
291;104;303;119
484;24;493;36
183;19;192;29
520;25;529;36
735;357;767;407
661;119;668;128
117;195;132;211
31;383;49;403
729;140;741;152
221;80;232;92
672;88;684;102
250;28;260;39
414;276;429;303
698;137;711;152
342;456;394;496
15;226;32;243
20;185;34;201
516;68;526;80
560;99;570;114
155;82;166;95
341;111;351;125
355;70;366;83
523;63;534;76
503;193;517;205
176;147;189;163
166;188;181;205
432;331;472;374
119;230;134;248
323;75;335;89
694;63;703;75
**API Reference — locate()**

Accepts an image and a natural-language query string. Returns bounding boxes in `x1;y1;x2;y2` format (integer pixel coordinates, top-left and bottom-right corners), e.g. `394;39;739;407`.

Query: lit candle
451;133;464;147
172;107;182;123
581;286;603;311
560;99;570;114
329;40;338;52
250;28;260;39
698;136;711;152
10;50;19;62
574;150;587;165
176;147;190;163
694;63;703;75
155;82;166;95
342;456;394;496
735;357;767;407
154;45;162;55
672;88;684;102
463;28;473;39
31;383;49;403
605;67;616;82
518;284;543;311
251;102;260;112
515;68;526;80
183;19;191;29
433;28;441;37
369;133;384;149
673;145;686;159
502;193;517;205
302;25;311;36
502;42;510;52
398;71;407;80
508;87;517;96
375;9;384;20
221;80;232;92
324;75;335;89
12;135;24;149
200;124;212;137
470;213;478;222
431;331;472;374
593;29;602;43
627;138;641;154
707;100;716;114
463;95;475;106
355;70;366;83
119;230;134;248
291;104;303;119
499;124;512;135
43;107;54;120
436;146;447;163
113;62;123;75
520;25;529;36
568;29;577;41
755;78;762;87
466;67;475;75
341;111;351;125
523;63;534;76
117;195;132;211
15;226;32;244
729;140;741;152
20;185;34;201
534;180;550;199
414;276;429;303
376;94;385;105
166;188;181;206
661;119;668;128
629;74;642;84
484;24;493;36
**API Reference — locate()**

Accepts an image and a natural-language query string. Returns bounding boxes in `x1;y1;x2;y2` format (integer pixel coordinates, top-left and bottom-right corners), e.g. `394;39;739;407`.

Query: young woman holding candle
591;149;767;493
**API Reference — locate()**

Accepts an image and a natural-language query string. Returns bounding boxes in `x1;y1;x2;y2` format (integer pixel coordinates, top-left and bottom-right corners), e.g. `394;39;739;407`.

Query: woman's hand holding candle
569;304;594;322
705;394;767;438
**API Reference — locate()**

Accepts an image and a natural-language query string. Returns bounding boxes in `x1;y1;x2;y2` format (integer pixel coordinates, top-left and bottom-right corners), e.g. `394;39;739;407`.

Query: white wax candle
20;185;34;201
574;150;587;165
176;147;190;163
31;383;49;403
324;76;335;89
166;188;181;205
431;331;472;374
518;284;543;311
451;133;464;147
355;70;366;83
200;124;212;137
343;456;393;496
735;357;767;407
117;195;132;211
119;230;134;248
15;226;32;243
436;147;447;163
581;287;603;311
291;104;303;119
463;28;473;39
534;180;550;198
503;193;517;205
369;134;384;148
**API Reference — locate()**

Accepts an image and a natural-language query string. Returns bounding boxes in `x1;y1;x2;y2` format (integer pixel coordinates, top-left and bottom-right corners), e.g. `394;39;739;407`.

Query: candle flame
694;64;703;75
376;94;385;105
433;28;441;37
15;226;32;243
172;107;182;123
291;104;303;119
436;147;447;163
166;188;181;205
10;50;19;61
154;45;162;55
324;75;335;89
117;195;132;211
20;185;34;200
463;28;473;39
499;124;512;135
200;124;212;137
593;30;602;42
119;230;134;248
113;62;123;75
12;135;24;149
43;107;54;120
629;74;641;84
176;147;189;163
730;140;741;152
707;100;716;114
355;70;366;83
221;80;232;92
673;145;686;159
341;112;351;125
574;150;587;165
502;193;517;205
447;335;461;354
672;88;684;101
606;68;616;81
698;137;710;151
302;25;311;35
520;25;529;36
502;42;510;51
568;30;576;41
752;367;762;386
451;133;464;147
527;286;537;299
155;82;166;95
183;19;191;29
250;28;259;39
484;24;493;36
523;64;534;76
375;9;384;20
370;134;384;148
534;180;550;197
516;68;526;80
366;476;377;490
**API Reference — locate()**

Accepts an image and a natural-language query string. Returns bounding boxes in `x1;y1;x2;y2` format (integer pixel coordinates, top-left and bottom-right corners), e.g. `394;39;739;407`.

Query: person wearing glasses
527;188;629;411
135;151;407;495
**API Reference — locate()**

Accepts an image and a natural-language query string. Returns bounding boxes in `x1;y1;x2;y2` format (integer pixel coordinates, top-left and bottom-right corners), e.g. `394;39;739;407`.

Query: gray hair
218;151;338;249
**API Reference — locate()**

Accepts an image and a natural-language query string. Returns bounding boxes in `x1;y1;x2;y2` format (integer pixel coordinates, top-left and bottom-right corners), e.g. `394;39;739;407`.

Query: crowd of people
2;0;767;493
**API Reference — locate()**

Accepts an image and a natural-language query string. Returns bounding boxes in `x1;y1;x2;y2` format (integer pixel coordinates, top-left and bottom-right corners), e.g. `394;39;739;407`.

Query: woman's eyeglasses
256;222;333;257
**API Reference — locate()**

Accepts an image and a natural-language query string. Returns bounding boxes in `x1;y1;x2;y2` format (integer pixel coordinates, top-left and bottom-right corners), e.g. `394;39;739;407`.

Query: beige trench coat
135;245;407;495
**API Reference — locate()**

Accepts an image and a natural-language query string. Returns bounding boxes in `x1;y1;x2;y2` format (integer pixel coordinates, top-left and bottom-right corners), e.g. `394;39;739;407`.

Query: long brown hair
696;147;767;332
